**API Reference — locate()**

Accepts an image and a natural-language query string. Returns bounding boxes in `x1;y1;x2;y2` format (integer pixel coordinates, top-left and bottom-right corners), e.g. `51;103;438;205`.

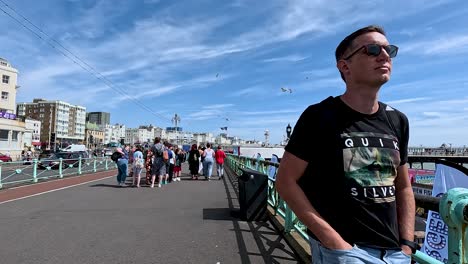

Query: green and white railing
0;157;116;189
226;154;468;264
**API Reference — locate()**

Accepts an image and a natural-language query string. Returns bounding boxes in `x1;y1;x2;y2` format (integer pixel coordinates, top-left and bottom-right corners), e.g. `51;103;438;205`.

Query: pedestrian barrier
226;154;467;264
0;157;116;189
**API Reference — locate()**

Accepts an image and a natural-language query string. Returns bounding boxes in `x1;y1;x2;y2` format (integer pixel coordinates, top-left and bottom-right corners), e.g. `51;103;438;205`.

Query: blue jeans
203;159;214;178
116;159;128;184
309;238;411;264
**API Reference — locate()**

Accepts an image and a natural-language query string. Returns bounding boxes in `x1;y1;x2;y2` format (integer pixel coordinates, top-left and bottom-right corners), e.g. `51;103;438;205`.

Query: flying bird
216;73;219;78
281;87;293;93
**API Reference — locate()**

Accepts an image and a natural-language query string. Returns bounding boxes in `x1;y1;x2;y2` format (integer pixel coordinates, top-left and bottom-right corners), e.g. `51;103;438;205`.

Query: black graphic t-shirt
285;96;409;249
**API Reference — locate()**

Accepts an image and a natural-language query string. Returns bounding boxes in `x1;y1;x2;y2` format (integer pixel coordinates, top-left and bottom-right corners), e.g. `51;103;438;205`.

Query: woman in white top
202;143;215;180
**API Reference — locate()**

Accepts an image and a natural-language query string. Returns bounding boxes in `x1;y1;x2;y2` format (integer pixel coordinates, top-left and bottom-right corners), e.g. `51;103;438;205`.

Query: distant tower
286;123;292;139
172;114;181;144
264;129;270;146
172;114;181;129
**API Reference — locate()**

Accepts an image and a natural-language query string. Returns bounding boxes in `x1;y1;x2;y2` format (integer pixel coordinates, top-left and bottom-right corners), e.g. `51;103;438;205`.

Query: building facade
86;112;110;126
0;57;25;159
85;122;105;149
125;125;156;145
23;118;41;149
17;99;86;150
192;133;214;146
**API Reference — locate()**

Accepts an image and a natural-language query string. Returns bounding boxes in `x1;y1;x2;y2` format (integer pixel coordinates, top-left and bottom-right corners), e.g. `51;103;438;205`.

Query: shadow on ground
207;166;301;264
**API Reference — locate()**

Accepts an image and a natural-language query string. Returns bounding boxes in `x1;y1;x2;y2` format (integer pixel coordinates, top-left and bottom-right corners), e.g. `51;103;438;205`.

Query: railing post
32;159;38;183
93;158;97;172
78;156;82;174
105;158;108;170
284;204;293;233
59;158;63;178
439;188;468;264
0;164;2;189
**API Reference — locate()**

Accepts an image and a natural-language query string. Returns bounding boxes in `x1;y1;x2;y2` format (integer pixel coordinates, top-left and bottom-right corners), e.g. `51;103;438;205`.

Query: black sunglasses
343;44;399;60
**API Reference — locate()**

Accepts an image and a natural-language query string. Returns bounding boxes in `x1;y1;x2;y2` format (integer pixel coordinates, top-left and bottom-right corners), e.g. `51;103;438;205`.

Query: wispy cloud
422;112;443;118
387;97;430;105
229;85;266;97
302;68;337;77
3;0;468;146
203;104;235;110
263;55;307;63
401;35;468;55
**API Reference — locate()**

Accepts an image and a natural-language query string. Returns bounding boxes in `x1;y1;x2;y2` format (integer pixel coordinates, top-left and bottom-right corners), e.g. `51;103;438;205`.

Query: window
1;91;8;100
0;129;8;140
2;75;9;84
11;131;18;141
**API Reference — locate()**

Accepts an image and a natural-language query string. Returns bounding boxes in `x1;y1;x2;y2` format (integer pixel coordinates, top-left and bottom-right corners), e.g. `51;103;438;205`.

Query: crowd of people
111;137;227;188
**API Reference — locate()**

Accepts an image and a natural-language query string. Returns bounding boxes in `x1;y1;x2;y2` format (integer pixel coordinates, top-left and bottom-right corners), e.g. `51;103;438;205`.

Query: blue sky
1;0;467;147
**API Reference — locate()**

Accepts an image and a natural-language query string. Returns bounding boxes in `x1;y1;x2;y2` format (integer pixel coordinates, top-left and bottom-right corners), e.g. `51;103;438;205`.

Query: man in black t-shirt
276;25;416;263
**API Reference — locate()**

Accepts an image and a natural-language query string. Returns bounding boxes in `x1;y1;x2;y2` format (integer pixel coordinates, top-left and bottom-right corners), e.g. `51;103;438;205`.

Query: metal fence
226;154;467;264
0;157;116;189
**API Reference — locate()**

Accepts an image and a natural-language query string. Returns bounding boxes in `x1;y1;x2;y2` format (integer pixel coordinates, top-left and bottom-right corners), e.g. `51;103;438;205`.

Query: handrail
0;156;116;188
226;153;468;264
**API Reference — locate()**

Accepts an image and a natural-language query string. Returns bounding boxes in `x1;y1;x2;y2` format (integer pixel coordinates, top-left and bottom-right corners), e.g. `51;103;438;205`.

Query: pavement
0;165;300;264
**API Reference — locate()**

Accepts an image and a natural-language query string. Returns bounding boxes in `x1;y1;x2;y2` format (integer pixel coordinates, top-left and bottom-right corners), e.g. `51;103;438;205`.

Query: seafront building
17;99;86;150
22;117;41;149
0;57;26;159
86;112;110;126
85;122;105;149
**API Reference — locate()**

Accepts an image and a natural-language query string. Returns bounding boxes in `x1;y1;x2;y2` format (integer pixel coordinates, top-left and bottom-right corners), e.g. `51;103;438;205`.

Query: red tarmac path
0;169;116;204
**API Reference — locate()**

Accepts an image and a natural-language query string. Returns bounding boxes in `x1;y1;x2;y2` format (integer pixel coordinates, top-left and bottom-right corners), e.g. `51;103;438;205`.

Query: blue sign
0;111;16;120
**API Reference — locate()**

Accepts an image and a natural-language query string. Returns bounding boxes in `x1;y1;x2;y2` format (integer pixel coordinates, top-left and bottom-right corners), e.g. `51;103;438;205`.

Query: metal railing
226;154;468;264
0;156;116;189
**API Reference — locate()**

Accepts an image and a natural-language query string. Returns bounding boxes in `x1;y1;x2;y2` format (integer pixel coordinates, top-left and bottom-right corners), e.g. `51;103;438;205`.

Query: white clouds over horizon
1;0;468;146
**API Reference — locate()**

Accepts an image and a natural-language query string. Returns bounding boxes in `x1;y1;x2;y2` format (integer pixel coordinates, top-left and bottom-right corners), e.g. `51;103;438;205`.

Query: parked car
0;153;12;162
104;148;113;156
38;151;86;169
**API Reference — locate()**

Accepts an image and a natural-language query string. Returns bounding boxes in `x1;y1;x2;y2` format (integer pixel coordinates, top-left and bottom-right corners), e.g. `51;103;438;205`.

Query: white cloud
203;104;235;110
401;35;468;55
422;112;443;118
263;55;307;63
229;85;266;97
302;68;337;77
387;97;430;105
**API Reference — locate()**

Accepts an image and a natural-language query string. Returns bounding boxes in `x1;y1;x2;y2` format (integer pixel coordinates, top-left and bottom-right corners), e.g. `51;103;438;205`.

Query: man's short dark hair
335;25;386;81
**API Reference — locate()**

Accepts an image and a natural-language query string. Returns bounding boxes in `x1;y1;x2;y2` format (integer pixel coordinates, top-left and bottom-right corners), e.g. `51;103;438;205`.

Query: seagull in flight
281;87;293;93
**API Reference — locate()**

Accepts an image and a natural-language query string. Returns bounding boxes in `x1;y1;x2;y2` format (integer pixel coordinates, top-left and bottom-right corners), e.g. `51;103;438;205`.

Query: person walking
215;145;226;180
150;137;166;188
202;143;215;181
173;147;184;182
144;147;153;186
115;147;128;187
275;25;415;264
132;145;144;187
188;144;200;180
